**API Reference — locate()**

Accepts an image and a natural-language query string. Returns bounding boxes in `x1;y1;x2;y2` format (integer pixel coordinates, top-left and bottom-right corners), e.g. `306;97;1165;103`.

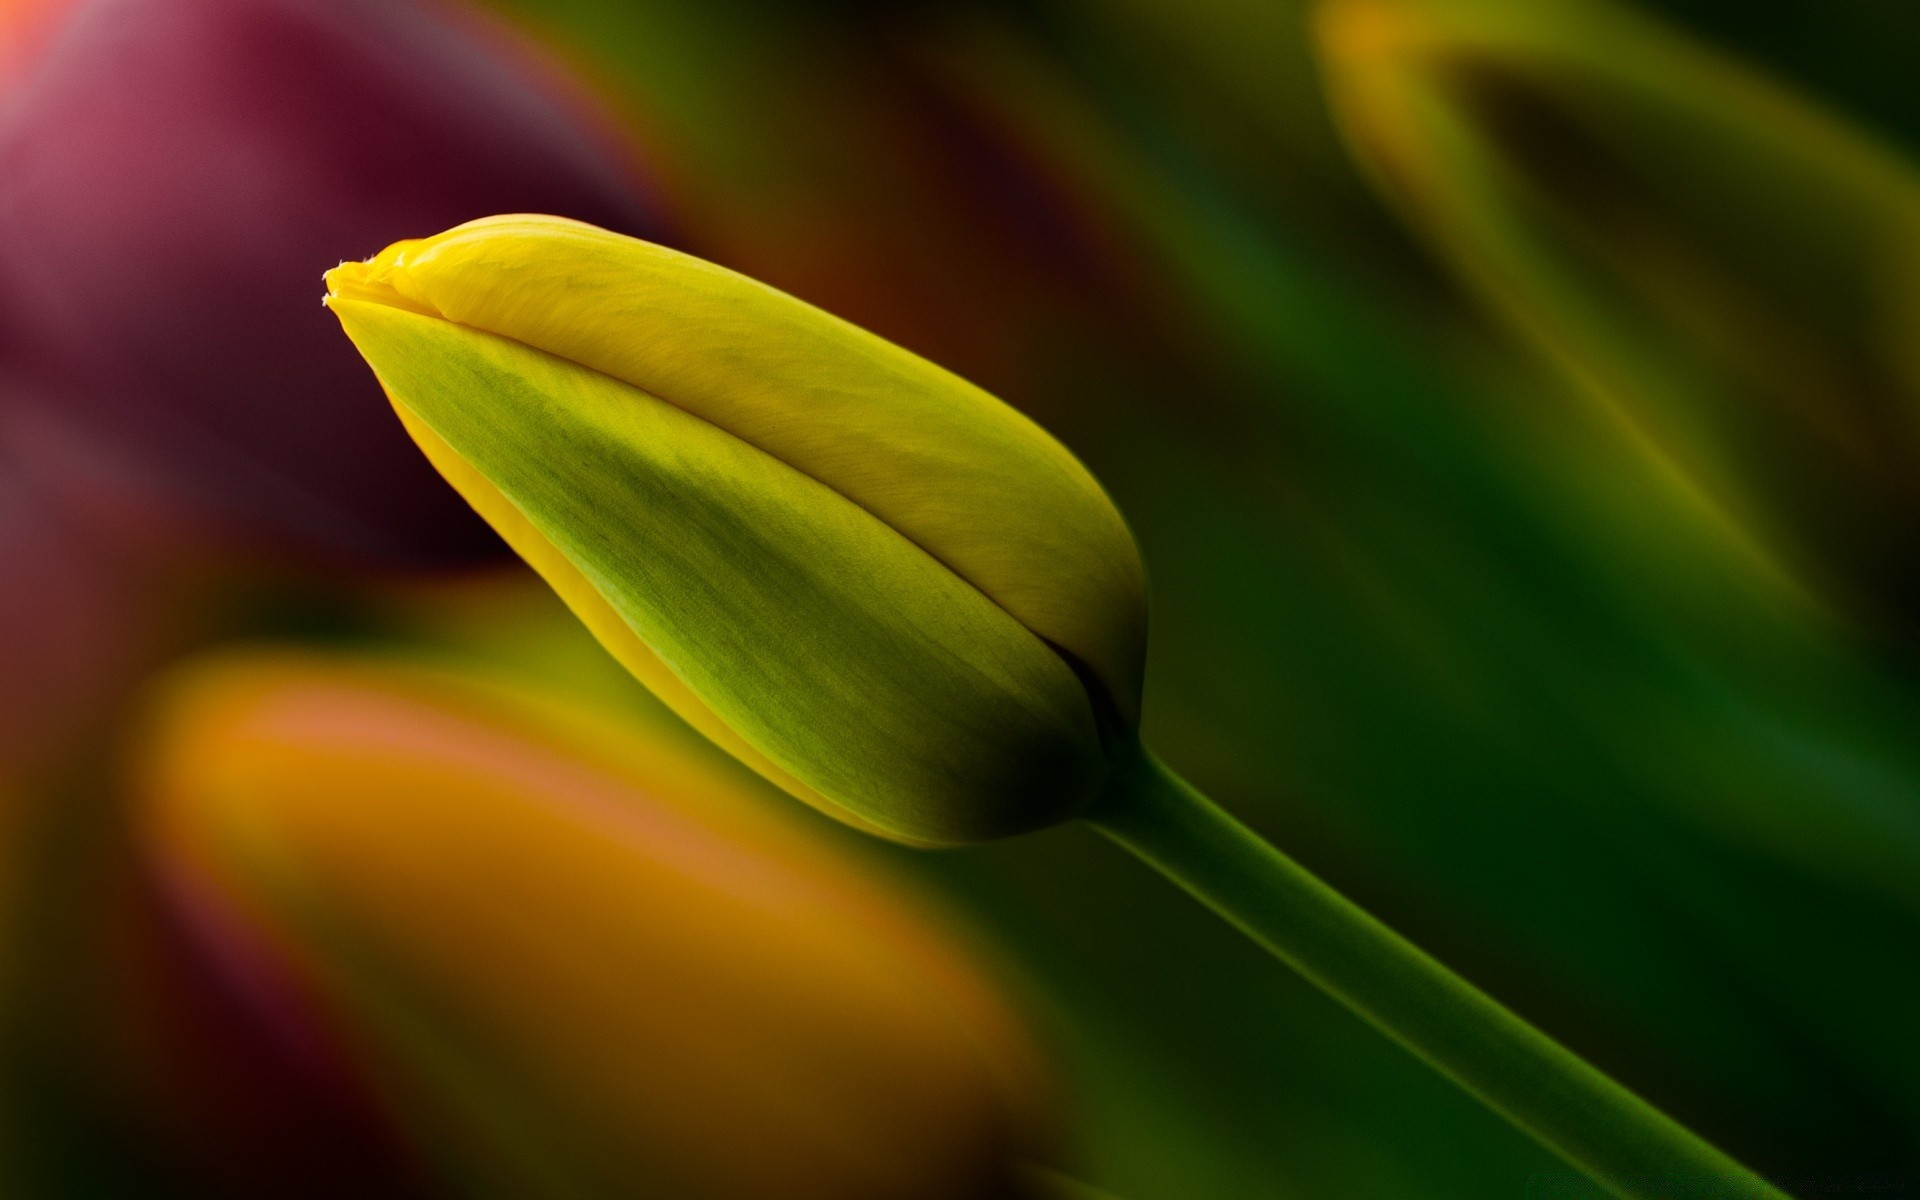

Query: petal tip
323;243;440;318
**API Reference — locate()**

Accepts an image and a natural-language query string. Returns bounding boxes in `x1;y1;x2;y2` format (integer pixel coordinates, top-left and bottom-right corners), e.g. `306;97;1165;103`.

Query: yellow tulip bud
325;216;1147;845
136;650;1054;1200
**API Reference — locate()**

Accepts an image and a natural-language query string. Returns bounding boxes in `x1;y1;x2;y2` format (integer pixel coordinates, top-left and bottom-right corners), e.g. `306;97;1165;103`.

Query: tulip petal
333;216;1147;722
328;296;1104;844
384;403;879;835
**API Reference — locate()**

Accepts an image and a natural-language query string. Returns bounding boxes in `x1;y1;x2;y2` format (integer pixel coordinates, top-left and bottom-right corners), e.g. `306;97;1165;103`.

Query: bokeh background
3;0;1918;1195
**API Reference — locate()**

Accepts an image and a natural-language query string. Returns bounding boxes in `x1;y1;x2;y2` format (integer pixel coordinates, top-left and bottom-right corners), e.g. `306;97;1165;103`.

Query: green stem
1088;743;1787;1200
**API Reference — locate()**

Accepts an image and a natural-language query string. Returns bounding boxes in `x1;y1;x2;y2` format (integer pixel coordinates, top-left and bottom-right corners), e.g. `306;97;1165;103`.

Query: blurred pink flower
0;0;661;567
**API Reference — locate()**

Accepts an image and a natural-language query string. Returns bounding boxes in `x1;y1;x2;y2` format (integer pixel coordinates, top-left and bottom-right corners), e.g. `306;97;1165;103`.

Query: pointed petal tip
323;242;440;318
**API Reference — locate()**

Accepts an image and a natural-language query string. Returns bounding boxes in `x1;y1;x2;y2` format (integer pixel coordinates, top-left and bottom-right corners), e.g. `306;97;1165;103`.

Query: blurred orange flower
133;650;1056;1199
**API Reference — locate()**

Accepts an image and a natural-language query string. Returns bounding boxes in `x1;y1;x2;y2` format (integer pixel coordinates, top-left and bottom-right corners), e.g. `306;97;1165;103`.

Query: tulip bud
0;0;660;566
325;216;1148;845
135;650;1054;1200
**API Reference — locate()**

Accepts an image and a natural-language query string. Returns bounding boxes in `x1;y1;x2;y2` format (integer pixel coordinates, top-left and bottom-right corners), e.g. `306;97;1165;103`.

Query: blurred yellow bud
136;650;1055;1200
325;216;1148;845
1317;0;1920;629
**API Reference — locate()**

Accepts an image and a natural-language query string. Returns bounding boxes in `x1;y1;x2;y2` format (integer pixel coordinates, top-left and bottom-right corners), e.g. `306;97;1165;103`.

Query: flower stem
1087;743;1786;1200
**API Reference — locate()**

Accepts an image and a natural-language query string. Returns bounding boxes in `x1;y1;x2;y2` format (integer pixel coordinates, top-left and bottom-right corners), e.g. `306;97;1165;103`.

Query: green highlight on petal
325;221;1141;844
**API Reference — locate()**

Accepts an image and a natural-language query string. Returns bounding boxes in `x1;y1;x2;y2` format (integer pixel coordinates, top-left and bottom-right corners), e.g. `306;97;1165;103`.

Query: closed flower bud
325;216;1148;844
136;650;1055;1200
0;0;659;566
